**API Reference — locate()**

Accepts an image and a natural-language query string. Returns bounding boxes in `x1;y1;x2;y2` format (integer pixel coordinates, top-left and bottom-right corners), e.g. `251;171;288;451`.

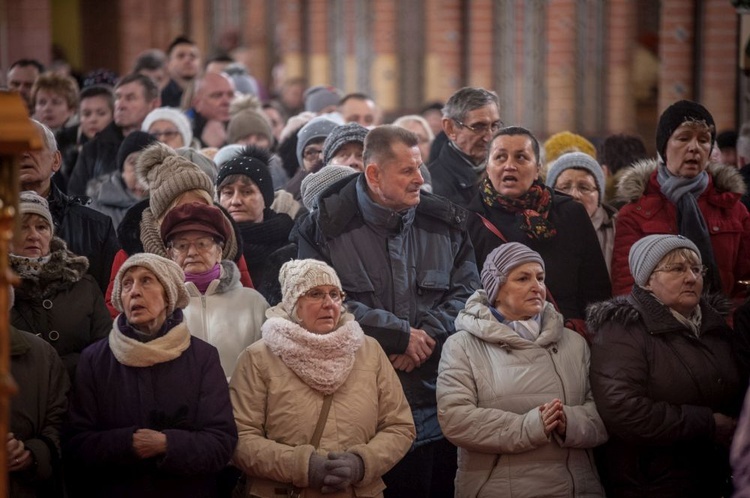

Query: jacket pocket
246;477;295;497
416;269;450;295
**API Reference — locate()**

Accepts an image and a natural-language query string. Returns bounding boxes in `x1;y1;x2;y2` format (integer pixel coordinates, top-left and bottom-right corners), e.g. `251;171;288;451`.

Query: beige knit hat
136;142;215;219
279;259;342;315
18;190;54;231
112;253;190;316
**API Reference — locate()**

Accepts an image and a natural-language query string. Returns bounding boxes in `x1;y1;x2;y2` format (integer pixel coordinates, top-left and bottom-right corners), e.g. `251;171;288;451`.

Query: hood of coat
456;290;564;349
184;260;241;296
615;158;747;204
13;236;89;300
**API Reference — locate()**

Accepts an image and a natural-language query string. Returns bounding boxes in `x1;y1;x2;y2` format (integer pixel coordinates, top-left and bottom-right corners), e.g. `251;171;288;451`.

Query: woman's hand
133;428;168;458
7;433;33;472
540;399;567;437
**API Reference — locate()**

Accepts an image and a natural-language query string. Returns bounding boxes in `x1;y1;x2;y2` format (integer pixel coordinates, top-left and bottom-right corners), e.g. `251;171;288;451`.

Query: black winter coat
67;121;123;196
429;141;482;209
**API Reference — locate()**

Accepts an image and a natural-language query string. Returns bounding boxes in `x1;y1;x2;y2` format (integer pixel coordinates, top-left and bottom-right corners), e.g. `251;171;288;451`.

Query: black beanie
215;146;275;208
117;131;158;171
655;100;716;162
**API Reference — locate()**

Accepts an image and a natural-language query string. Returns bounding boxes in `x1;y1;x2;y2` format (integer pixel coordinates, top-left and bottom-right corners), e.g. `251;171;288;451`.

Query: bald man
187;72;235;147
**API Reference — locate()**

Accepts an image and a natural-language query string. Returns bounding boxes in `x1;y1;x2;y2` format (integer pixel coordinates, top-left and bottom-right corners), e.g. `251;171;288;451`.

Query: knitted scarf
238;210;295;278
261;306;364;394
480;177;557;240
185;263;221;294
110;310;191;367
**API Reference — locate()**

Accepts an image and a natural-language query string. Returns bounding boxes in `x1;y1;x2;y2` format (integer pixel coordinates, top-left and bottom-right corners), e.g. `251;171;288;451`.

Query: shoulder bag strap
476;213;507;243
310;394;333;448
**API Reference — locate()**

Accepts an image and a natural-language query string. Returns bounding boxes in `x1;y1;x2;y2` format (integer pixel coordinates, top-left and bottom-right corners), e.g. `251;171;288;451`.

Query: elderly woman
587;234;746;498
229;259;415;497
142;107;194;149
467;126;611;323
10;191;110;381
437;243;607;497
161;202;268;378
612;100;750;297
546;151;617;273
64;253;238;497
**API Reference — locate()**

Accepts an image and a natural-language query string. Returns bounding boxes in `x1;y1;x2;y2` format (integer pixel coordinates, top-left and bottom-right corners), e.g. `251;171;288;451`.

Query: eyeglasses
150;130;181;140
555;183;598;196
303;147;323;160
454;119;502;135
302;288;345;303
653;263;708;278
168;237;219;254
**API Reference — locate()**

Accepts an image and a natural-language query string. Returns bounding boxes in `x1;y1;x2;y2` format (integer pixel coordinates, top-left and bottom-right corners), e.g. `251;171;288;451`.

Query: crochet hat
160;202;232;244
18;190;54;231
628;234;701;286
656;100;716;162
296;117;339;168
279;259;343;315
543;131;596;165
141;107;193;148
545;152;606;205
215;146;275;208
112;253;190;316
481;242;545;303
136;142;215;219
300;165;358;211
304;85;343;113
322;122;368;166
117;131;158;172
227;108;273;145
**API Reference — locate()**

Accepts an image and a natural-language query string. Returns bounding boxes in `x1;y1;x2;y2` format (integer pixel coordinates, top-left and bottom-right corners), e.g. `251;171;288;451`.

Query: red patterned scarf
480;177;557;240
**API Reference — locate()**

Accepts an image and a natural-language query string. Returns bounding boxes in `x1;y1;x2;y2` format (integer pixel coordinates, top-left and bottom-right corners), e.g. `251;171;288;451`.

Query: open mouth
502;175;518;184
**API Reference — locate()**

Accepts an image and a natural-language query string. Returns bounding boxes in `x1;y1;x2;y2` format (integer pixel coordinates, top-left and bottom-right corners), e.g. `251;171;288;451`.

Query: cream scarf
109;319;191;367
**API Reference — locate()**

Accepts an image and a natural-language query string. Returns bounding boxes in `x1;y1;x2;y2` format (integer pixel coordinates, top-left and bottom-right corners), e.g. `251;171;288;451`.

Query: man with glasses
430;87;501;208
285;117;339;200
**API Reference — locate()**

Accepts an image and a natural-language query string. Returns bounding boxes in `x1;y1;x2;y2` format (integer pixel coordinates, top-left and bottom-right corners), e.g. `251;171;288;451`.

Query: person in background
132;49;170;92
142;107;194;149
7;59;44;114
321;122;368;172
542;130;597;167
597;133;648;205
31;72;78;133
338;93;378;128
717;129;738;167
286;117;339;200
188;72;235;148
161;36;201;107
226;96;274;149
392;115;434;192
261;101;287;145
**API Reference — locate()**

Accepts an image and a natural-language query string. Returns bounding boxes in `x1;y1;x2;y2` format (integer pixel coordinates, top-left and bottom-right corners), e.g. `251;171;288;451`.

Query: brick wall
701;0;737;131
546;0;577;135
3;0;52;69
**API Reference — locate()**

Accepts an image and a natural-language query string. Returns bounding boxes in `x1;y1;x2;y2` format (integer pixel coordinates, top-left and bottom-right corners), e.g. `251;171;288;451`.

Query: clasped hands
7;433;33;472
133;428;167;459
540;399;567;438
389;328;436;373
309;451;365;493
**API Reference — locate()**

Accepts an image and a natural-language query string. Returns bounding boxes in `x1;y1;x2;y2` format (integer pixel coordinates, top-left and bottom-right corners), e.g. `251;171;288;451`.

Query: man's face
138;67;169;91
443;104;501;165
340;98;377;128
114;81;157;130
366;142;424;212
168;43;200;80
8;65;39;111
194;73;235;122
19;129;61;193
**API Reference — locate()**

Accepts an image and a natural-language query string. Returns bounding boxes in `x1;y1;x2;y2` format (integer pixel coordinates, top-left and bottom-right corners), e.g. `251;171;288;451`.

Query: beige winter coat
437;291;607;498
230;319;415;498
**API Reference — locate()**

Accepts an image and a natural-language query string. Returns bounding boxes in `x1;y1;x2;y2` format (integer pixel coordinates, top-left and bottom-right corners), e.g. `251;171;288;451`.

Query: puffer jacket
587;285;747;498
612;159;750;297
229;322;415;497
183;260;268;378
437;291;607;498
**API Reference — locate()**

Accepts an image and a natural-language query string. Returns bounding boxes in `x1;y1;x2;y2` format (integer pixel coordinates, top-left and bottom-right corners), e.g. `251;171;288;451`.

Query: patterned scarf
480;177;557;240
9;254;51;278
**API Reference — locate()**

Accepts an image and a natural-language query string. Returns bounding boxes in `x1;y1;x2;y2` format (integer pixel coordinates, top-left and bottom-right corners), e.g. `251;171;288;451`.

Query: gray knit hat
300;165;358;210
628;234;701;286
111;253;190;316
18;191;54;232
321;123;368;166
296;117;339;168
481;242;545;303
304;85;343;113
545;152;606;205
279;258;343;316
175;147;217;183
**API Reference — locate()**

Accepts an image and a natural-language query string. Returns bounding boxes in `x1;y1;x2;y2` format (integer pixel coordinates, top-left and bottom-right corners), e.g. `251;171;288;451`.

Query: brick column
467;0;493;89
371;0;397;111
546;0;577;136
658;0;695;110
606;0;637;134
423;0;462;103
3;0;52;69
701;0;737;131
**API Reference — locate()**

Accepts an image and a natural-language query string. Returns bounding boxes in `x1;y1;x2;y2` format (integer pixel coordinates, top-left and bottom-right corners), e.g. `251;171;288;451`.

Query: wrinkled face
494;262;546;321
366;142;424;212
120;266;168;334
486;134;540;199
114;82;156;130
262;106;285;140
138;67;169;91
400;120;431;166
148;119;184;149
168;230;223;274
13;214;52;258
194;73;234;122
219;178;265;223
340;98;377;128
19;140;61;192
295;285;343;334
665;122;713;179
8;65;39;109
34;89;74;130
79;95;113;140
553;168;599;217
168;43;200;80
122;153;146;197
302;139;325;172
444;104;501;165
645;250;704;317
329;142;364;171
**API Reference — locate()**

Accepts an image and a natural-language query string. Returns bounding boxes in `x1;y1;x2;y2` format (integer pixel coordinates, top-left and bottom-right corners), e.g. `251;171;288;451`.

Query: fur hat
215;146;275;208
111;253;190;316
545;152;606;205
296;117;339;168
279;259;342;316
227;97;273;145
322;122;368;166
141;107;193;148
18;190;54;231
116;131;158;172
304;85;343;113
300;165;357;211
481;242;545;304
628;234;701;286
136;142;215;219
656;100;716;163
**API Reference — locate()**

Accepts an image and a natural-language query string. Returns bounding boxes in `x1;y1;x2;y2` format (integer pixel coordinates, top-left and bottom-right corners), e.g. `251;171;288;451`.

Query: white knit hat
141;107;193;148
279;259;342;315
18;191;54;232
111;253;190;316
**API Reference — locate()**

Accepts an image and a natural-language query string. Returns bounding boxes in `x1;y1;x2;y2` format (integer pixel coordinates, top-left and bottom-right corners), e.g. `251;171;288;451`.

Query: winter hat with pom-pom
216;146;275;208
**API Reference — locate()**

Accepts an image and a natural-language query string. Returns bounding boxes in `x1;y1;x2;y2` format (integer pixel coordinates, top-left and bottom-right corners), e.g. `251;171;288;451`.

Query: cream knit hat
18;191;54;231
112;253;190;316
279;259;342;315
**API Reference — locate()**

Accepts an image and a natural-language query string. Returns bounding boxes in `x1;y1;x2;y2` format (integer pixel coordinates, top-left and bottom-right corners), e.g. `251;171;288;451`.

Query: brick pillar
701;0;737;131
606;0;637;134
276;0;305;81
371;0;398;111
424;0;462;103
658;0;695;110
3;0;53;69
307;0;329;85
467;0;493;89
546;0;577;136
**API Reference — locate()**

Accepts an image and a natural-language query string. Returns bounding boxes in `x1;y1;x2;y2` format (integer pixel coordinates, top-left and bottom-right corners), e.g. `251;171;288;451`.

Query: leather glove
308;453;328;490
321;451;365;493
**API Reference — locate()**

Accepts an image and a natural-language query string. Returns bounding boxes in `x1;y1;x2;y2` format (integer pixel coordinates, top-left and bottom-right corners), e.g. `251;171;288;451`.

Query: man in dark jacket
22;120;119;293
297;125;480;498
429;87;501;208
68;73;160;195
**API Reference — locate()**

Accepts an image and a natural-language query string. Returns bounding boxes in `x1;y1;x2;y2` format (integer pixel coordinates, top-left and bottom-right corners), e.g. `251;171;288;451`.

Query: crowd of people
4;34;750;498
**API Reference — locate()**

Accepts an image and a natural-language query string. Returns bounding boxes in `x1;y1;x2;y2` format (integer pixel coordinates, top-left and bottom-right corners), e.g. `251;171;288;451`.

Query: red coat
612;159;750;298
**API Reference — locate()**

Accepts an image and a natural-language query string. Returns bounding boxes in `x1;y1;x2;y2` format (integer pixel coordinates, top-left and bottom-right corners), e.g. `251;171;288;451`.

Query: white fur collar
109;319;191;367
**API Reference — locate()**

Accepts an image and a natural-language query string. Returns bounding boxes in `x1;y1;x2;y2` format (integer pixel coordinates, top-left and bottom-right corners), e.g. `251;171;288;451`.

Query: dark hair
278;128;302;178
167;36;196;56
133;49;167;72
339;92;373;106
9;59;44;73
205;54;235;68
363;125;419;166
421;101;443;114
79;84;115;112
490;126;541;164
597;133;648;174
115;73;159;102
717;130;738;150
443;87;499;121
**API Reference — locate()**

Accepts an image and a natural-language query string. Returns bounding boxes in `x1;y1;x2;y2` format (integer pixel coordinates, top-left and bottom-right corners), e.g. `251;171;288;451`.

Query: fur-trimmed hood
12;237;89;300
616;158;747;204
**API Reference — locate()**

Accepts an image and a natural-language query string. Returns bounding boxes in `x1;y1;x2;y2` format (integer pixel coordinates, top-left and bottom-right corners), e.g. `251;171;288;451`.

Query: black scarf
238;209;295;288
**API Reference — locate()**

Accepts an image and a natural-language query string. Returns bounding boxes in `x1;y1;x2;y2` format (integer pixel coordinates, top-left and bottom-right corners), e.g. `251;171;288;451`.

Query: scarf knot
481;177;557;240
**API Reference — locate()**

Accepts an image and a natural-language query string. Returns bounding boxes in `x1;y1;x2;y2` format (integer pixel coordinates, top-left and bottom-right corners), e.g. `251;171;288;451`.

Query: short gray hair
442;87;500;121
31;119;58;152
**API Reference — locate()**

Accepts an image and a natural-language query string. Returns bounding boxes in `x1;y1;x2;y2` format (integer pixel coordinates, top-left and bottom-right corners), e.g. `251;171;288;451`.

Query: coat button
713;226;719;231
48;330;60;341
42;299;53;310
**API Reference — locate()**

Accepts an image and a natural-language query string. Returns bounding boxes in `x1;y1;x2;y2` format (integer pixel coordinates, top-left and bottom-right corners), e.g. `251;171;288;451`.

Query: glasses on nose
555;183;598;196
151;130;181;140
302;289;345;303
168;237;218;254
453;119;503;135
653;263;708;278
303;148;323;160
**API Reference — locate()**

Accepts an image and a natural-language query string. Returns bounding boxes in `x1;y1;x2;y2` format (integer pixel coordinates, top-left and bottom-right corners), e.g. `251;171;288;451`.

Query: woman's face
34;89;74;130
665;122;712;179
79;95;113;140
120;266;168;334
553;168;599;217
487;134;540;199
645;250;704;317
494;262;546;321
148;119;185;149
296;285;344;335
121;153;147;197
219;178;265;223
14;214;52;258
302;139;325;172
168;230;223;274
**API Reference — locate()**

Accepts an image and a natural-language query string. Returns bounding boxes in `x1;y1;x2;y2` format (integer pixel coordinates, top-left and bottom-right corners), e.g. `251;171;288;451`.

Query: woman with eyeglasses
546;151;617;274
229;259;415;497
160;202;268;379
587;234;747;498
142;107;194;149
